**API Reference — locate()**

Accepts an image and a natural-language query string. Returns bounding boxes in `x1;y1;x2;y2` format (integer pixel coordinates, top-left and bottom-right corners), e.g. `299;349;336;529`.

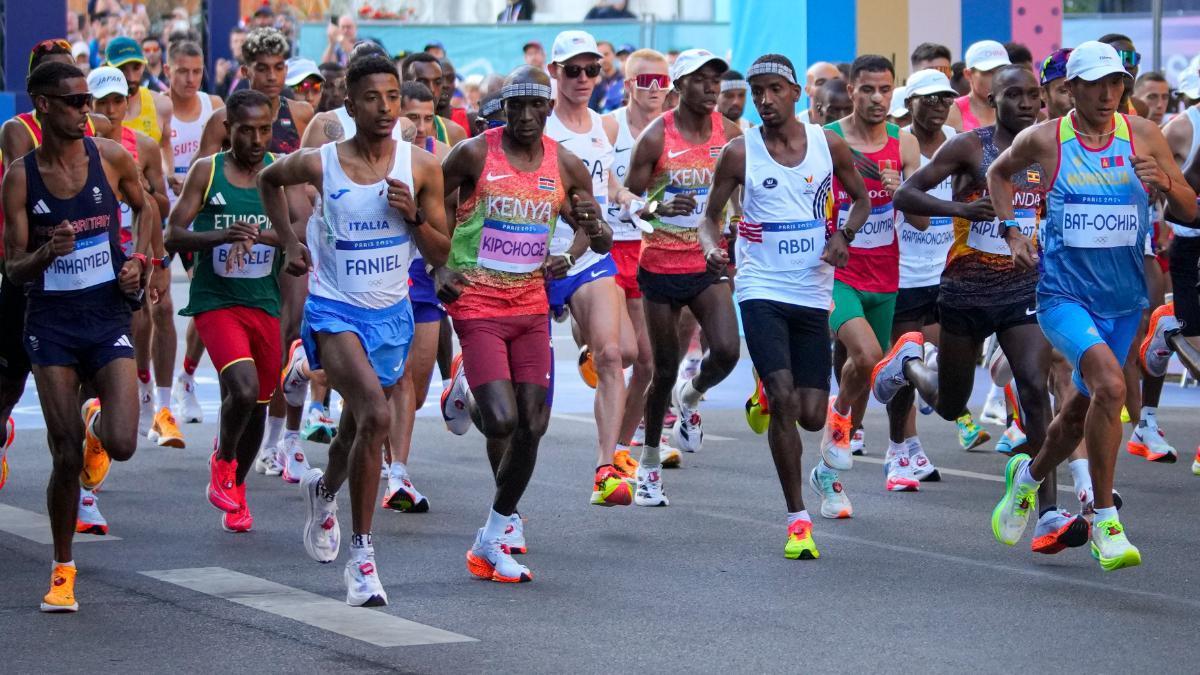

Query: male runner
985;42;1195;570
3;61;152;611
814;54;924;506
910;42;953;76
797;62;841;123
259;54;450;604
436;66;602;580
718;70;750;130
883;66;1085;555
811;78;851;127
438;58;474;135
623;49;744;505
947;40;1010;131
1134;72;1170;125
400;52;467;146
106;36;173;172
168;89;295;533
705;54;870;554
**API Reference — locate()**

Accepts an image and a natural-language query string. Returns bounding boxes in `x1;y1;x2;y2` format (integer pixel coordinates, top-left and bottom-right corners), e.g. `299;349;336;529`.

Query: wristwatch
838;226;856;243
405;208;426;227
561;252;576;268
153;253;173;269
1000;219;1021;233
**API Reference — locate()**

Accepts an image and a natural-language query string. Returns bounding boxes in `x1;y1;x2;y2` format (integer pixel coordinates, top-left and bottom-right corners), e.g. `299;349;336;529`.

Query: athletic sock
1140;406;1158;431
680;380;704;408
482;509;509;542
182;357;199;376
640;445;661;466
1016;462;1041;489
904;436;923;454
156;387;171;410
54;559;76;569
264;416;285;449
787;510;811;526
137;369;151;384
391;461;408;477
350;533;373;560
1094;506;1119;523
885;440;908;460
283;429;300;441
1068;458;1091;495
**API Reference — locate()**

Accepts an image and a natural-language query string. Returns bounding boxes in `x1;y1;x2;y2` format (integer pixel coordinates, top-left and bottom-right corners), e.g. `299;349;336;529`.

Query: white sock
680;380;704;408
904;436;923;455
886;441;908;459
1140;406;1158;430
391;461;408;477
350;532;373;560
264;416;285;449
54;559;76;569
156;387;171;410
283;429;300;441
1016;462;1042;489
1094;506;1119;523
640;445;661;466
482;509;509;541
787;510;811;526
1068;458;1091;493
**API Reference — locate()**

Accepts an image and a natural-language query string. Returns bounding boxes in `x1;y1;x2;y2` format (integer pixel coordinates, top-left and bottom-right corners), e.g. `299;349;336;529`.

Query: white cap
1066;41;1132;83
87;66;127;99
670;48;729;82
965;40;1010;72
551;30;601;64
1178;70;1200;100
889;86;909;118
285;58;323;87
71;41;89;60
905;68;957;97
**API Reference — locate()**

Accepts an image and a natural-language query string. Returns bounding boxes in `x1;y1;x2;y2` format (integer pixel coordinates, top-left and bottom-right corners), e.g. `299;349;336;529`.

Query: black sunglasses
42;93;92;109
562;63;602;79
915;93;955;106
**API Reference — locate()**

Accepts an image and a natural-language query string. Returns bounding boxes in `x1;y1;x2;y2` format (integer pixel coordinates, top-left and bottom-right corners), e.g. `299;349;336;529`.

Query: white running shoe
849;429;865;457
678;352;702;382
383;465;430;513
884;451;920;492
280;340;311;408
301;468;340;563
76;489;108;535
138;379;154;437
344;554;388;606
253;446;283;476
808;464;852;519
980;385;1007;426
467;528;532;582
441;354;472;436
279;435;310;484
670;378;703;453
908;439;941;482
172;372;203;423
635;463;669;507
500;513;527;555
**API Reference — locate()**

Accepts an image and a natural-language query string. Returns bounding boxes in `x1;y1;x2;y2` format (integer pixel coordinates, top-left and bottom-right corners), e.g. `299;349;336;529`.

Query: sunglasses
915;93;954;106
1117;50;1141;68
294;80;322;94
561;63;602;79
42;93;92;109
634;73;670;90
29;38;71;72
930;64;952;77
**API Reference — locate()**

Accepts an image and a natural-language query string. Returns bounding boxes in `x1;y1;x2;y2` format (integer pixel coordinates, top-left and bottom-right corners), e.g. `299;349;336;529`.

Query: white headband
480;97;502;117
500;82;552;100
746;61;797;85
720;79;748;92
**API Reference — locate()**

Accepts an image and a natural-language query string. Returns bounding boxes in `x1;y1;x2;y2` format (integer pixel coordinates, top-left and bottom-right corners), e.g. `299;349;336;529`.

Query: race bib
758;220;825;269
839;203;895;249
552;195;607;253
335;235;411;292
660;186;709;229
214;242;275;279
967;209;1037;255
44;232;115;292
478;219;549;273
899;217;953;257
1062;194;1139;249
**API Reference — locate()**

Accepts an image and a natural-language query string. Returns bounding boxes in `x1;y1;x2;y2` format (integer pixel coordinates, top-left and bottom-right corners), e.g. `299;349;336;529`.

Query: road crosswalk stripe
0;503;120;544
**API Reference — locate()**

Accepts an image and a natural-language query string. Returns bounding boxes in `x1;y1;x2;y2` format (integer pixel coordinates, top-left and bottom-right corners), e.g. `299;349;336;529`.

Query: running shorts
610;240;642;299
301;294;414;388
637;267;722;308
0;275;30;380
940;297;1037;343
830;279;895;351
24;301;133;379
548;255;618;314
194;305;282;403
740;300;831;391
409;259;446;324
452;315;551;390
893;284;940;327
1038;301;1140;397
1169;236;1200;337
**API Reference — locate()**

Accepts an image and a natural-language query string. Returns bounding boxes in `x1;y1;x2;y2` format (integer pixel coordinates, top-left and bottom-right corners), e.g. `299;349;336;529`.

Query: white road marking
140;567;476;647
0;503;120;544
852;455;1073;494
551;413;735;441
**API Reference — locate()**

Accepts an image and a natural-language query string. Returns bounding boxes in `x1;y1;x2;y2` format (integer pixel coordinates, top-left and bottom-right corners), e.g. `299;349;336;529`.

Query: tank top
826;120;901;293
125;87;162;142
1168;106;1200;239
1042;113;1150;318
955;95;981;132
116;127;139;256
604;107;641;242
545;107;613;276
23;137;124;308
270;98;301;155
169;93;215;208
447;127;564;320
331;106;410;143
433;115;450;144
182;151;280;317
309;140;414;310
643;110;727;275
736;124;835;310
898;124;957;288
942;126;1043;308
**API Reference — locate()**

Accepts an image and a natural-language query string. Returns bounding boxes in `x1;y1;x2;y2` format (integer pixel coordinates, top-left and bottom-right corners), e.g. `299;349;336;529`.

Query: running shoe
908;439;941;482
634;463;669;507
1090;519;1142;571
871;331;923;404
1120;406;1131;425
1140;302;1179;378
40;563;78;613
744;374;770;434
207;449;240;513
991;453;1037;546
577;345;598;389
632;422;645;447
0;417;13;491
382;466;430;513
254;445;284;476
75;489;108;535
172;372;203;423
500;514;527;555
280;435;310;484
1193;448;1200;476
809;464;852;519
670;378;703;453
467;528;532;583
884;451;920;492
659;445;683;469
79;398;110;491
1126;425;1178;463
440;353;472;435
1031;508;1089;554
784;519;820;560
613;447;639;479
147;407;186;448
301;405;335;444
994;423;1027;455
819;397;853;470
138;379;154;437
850;429;865;456
280;339;311;408
956;412;991;451
222;501;253;533
345;554;389;606
302;468;340;563
679;352;702;382
1078;488;1124;517
591;464;633;507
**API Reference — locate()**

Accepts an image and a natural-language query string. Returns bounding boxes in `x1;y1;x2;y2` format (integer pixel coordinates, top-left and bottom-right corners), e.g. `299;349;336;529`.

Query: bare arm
444;117;468;146
893;133;989;220
1;165;45;282
194;108;228;166
404;150;451;267
166;157;248;253
301;110;344;148
1132;117;1198;224
156;92;174;179
559;148;611;255
824;131;871;267
945;103;963;132
897;130;930;230
257;149;319;275
139;135;171;228
290;99;315;140
621;117;664;197
986;125;1048;271
0;119;33;170
698;136;743;257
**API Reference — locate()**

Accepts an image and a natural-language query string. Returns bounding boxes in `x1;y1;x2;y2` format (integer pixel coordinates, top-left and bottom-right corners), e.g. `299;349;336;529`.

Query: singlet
447;127;565;320
1168;106;1200;239
116;127;139;256
898;124;957;288
124;87;162;143
545;108;614;276
942;126;1043;308
332;106;408;142
433;115;450;144
643;110;727;275
736;124;835;310
309;140;414;310
1041;113;1150;318
22;137;124;308
826;120;901;293
182;151;280;317
604;107;641;242
169;93;216;207
451;107;471;137
955;95;982;132
270;98;301;155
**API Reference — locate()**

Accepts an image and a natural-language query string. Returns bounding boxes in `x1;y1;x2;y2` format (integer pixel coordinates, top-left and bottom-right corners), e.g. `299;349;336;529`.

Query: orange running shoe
79;399;110;490
819;396;854;471
148;407;186;448
40;563;79;612
613;448;639;479
0;416;12;491
590;464;633;506
577;345;598;389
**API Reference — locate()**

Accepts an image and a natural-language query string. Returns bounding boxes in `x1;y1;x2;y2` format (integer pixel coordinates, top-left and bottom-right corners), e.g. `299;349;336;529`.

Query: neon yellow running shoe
991;453;1037;546
1090;519;1142;571
784;519;819;560
1120;406;1131;424
745;374;769;435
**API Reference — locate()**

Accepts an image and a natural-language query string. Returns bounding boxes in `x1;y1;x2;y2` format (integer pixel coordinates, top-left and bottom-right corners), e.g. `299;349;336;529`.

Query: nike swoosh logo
486;173;513;181
667;149;692;159
614;146;631;153
329;189;350;200
589;268;606;279
1025;307;1037;316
